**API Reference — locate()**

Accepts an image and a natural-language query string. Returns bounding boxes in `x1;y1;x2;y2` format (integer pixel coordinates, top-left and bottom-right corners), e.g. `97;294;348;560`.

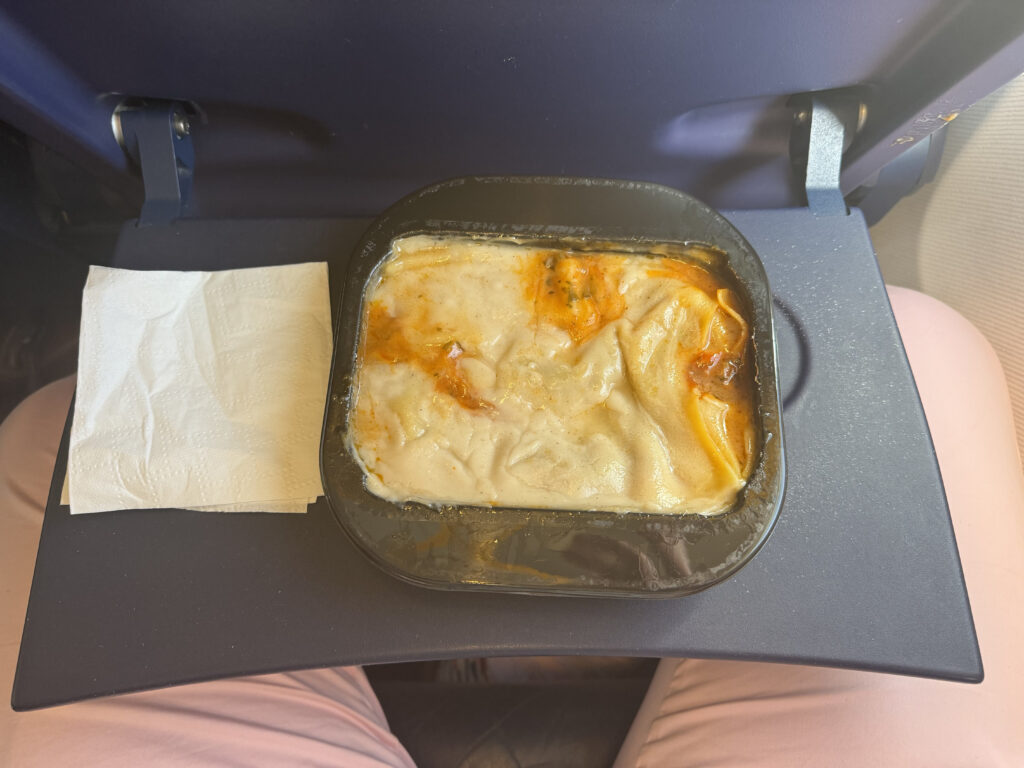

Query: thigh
1;378;414;768
0;377;76;727
615;287;1024;768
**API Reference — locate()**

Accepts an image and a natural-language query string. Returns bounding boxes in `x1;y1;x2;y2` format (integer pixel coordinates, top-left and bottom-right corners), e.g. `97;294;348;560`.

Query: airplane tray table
12;206;981;710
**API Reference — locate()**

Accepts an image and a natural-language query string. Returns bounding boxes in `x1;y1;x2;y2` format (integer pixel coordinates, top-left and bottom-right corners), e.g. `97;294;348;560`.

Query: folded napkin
66;263;332;515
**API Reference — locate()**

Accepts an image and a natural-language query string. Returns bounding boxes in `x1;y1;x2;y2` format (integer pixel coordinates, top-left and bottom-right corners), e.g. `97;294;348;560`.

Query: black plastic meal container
321;176;785;597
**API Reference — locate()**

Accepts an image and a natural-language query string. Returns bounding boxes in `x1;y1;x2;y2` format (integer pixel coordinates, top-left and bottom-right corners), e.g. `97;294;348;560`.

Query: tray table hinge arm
804;96;848;216
112;100;195;227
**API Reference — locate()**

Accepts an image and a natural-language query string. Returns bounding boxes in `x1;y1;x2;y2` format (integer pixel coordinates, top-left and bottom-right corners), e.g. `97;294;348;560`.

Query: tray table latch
113;100;194;226
803;96;848;216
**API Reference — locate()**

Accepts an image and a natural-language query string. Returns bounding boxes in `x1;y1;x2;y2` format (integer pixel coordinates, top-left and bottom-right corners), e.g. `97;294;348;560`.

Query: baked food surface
348;235;756;515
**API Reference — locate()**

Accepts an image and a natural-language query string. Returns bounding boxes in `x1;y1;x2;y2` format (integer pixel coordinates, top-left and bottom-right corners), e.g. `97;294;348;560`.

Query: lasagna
348;235;757;515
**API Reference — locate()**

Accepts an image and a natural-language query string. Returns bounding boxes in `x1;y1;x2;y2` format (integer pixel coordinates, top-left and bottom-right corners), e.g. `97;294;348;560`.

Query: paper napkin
67;263;332;514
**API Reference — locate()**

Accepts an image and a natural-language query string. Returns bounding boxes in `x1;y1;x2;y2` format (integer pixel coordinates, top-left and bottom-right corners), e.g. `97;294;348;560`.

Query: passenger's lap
0;377;414;767
3;287;1022;767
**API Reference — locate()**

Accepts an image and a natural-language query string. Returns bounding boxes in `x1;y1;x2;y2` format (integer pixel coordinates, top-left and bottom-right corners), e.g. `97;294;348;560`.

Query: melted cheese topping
348;235;756;515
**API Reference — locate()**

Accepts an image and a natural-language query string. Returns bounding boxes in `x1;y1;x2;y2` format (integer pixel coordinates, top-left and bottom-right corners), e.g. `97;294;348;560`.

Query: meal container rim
321;175;786;598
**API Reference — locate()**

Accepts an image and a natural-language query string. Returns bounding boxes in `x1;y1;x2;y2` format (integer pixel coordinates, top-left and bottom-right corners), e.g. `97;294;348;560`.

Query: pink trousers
3;288;1023;767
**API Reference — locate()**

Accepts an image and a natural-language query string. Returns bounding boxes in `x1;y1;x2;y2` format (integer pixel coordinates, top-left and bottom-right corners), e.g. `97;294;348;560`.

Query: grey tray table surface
12;207;979;710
